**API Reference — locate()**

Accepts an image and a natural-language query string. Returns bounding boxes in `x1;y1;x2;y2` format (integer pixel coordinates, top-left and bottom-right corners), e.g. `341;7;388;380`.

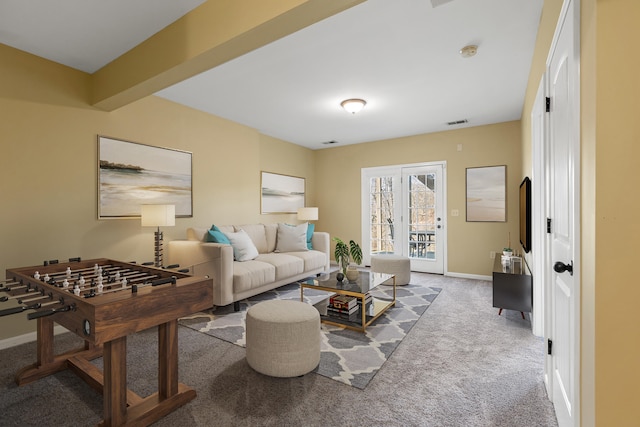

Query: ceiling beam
90;0;364;111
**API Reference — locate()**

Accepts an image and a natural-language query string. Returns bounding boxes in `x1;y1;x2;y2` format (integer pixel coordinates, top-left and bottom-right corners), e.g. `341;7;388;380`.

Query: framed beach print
260;171;305;214
466;165;506;222
98;136;193;219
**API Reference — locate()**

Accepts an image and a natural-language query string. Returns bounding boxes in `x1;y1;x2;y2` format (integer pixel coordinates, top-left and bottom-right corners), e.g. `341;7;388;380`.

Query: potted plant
503;232;513;257
333;237;362;281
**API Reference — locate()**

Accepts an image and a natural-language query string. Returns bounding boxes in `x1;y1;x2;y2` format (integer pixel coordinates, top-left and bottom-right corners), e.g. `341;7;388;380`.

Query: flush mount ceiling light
459;45;478;58
340;98;367;114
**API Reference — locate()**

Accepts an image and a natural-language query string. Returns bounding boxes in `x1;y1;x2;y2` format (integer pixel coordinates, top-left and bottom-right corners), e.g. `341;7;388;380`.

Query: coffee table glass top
300;270;393;294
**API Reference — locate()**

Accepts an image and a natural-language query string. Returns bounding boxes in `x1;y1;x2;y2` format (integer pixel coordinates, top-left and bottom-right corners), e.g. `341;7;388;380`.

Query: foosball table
0;258;213;426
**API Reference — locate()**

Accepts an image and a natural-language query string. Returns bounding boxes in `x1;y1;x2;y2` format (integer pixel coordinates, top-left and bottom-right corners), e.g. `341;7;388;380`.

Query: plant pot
345;266;359;282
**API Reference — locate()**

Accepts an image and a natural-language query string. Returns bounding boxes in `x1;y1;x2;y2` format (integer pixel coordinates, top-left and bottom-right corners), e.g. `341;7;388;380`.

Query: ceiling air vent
447;119;468;126
322;140;339;145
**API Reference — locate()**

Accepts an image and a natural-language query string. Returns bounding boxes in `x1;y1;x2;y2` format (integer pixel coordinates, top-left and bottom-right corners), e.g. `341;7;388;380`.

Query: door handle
553;261;573;276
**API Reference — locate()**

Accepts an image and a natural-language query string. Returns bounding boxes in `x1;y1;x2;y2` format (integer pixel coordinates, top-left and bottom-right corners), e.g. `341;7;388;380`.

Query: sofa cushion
256;253;304;280
232;261;276;294
235;224;268;253
276;223;308;252
224;229;259;262
287;250;327;272
264;223;278;253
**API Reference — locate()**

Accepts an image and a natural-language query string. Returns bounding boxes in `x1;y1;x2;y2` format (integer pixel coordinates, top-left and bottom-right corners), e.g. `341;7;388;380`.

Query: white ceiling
0;0;543;150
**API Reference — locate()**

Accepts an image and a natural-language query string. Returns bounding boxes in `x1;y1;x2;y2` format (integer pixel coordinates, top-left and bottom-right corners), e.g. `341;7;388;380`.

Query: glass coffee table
299;270;396;332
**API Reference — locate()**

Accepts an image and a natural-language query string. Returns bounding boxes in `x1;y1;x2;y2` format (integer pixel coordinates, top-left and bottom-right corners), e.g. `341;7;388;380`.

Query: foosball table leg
103;336;128;427
15;317;102;386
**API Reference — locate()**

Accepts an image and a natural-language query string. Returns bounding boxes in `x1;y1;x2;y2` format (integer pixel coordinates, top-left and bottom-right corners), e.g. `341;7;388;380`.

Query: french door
361;162;446;274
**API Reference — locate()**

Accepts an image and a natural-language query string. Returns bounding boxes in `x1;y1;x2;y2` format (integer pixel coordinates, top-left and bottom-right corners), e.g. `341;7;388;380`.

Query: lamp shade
297;207;318;221
141;204;175;227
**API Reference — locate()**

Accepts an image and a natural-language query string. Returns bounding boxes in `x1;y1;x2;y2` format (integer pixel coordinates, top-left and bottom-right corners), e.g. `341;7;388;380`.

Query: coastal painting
98;136;192;219
466;165;506;222
261;171;305;214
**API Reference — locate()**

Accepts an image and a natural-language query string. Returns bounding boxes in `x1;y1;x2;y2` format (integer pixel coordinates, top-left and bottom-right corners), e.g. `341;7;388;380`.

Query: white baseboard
0;325;68;350
445;272;492;281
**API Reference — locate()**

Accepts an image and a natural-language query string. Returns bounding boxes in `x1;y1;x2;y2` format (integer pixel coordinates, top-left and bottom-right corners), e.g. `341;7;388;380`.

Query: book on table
329;294;357;310
327;304;358;315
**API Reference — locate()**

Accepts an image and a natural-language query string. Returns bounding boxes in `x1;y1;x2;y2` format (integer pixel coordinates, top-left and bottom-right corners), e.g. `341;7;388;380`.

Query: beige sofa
167;224;330;310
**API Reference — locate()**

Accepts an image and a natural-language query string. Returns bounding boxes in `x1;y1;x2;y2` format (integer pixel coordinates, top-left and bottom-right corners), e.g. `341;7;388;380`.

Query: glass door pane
407;173;436;260
403;164;444;274
369;176;395;255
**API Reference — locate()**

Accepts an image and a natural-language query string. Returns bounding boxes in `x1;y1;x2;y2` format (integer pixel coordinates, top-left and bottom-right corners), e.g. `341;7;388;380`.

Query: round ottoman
371;254;411;286
245;299;320;377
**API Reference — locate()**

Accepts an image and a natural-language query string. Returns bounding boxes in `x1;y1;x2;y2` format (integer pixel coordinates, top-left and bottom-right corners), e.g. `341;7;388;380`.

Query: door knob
553;261;573;275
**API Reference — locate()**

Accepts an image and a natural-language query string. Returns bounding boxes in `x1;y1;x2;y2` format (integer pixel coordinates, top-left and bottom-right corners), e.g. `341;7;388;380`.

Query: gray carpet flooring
0;273;558;427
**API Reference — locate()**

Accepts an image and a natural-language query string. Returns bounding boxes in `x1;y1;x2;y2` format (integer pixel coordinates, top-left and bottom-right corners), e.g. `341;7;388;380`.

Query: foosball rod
70;272;160;294
27;303;75;320
0;288;43;302
0;298;64;317
77;274;166;297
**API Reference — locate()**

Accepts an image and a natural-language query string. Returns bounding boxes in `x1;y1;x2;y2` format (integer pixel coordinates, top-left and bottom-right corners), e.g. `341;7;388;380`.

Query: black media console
492;255;532;317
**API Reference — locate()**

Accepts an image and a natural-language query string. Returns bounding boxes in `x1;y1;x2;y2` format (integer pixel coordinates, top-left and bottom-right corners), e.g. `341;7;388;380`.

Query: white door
362;162;446;275
402;165;445;273
546;0;580;425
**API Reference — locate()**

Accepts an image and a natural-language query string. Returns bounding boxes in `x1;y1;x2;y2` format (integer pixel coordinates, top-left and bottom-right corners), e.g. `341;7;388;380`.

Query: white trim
0;325;68;350
531;76;546;338
445;272;491;282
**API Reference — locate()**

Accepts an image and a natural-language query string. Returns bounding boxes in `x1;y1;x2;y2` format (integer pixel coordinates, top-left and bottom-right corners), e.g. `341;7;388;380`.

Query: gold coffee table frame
300;270;396;333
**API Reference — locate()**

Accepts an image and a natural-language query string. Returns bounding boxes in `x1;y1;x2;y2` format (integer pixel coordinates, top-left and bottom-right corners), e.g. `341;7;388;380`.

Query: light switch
451;209;459;217
457;144;463;151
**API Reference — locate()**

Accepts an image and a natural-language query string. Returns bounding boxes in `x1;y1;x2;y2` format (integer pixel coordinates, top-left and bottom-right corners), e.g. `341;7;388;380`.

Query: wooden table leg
36;317;54;366
103;336;127;427
158;319;179;399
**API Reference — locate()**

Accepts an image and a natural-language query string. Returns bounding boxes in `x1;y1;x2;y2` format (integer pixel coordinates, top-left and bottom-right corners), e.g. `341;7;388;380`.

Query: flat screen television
519;177;532;253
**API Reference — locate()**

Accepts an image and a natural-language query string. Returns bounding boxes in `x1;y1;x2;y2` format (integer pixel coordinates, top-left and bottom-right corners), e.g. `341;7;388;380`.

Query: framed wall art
98;135;193;219
260;171;305;214
466;165;506;222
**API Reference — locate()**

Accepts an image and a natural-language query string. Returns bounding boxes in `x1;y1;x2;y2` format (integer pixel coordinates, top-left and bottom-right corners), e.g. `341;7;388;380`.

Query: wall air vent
447;119;468;126
322;140;339;145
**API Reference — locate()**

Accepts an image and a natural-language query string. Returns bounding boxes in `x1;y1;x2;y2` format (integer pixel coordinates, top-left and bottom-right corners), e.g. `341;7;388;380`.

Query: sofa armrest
167;240;235;306
311;231;331;272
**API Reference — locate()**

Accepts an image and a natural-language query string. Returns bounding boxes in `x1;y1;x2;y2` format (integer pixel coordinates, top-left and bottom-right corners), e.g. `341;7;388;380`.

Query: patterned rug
179;281;441;389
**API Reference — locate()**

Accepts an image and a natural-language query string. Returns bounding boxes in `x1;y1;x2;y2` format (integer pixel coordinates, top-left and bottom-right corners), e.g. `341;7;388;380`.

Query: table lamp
141;204;175;267
297;207;318;222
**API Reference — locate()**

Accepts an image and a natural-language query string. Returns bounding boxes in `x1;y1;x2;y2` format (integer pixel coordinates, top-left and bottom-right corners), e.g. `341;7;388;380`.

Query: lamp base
154;228;163;267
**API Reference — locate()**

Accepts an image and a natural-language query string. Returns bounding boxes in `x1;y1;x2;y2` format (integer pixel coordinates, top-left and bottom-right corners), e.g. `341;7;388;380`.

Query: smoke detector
459;45;478;58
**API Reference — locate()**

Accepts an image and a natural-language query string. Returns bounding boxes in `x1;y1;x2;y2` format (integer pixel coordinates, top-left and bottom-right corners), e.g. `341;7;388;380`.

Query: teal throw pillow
306;222;314;249
206;225;231;244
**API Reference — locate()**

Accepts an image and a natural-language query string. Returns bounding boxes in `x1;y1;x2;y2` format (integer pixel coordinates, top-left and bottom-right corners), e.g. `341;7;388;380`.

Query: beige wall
592;0;640;424
0;46;314;340
315;121;522;276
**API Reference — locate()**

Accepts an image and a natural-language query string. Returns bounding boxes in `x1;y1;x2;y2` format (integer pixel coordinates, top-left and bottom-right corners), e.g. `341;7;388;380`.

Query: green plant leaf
349;240;362;265
333;237;350;272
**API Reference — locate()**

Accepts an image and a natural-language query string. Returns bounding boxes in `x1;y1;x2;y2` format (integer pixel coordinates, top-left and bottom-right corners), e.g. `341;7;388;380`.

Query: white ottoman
371;254;411;286
245;299;320;377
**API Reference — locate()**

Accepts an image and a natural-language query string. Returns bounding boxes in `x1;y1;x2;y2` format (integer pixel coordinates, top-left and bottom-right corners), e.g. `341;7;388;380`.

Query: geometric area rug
179;281;441;390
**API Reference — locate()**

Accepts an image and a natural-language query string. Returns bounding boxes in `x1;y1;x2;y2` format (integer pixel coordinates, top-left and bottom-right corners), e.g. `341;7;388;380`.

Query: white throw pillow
224;229;259;261
276;223;309;252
